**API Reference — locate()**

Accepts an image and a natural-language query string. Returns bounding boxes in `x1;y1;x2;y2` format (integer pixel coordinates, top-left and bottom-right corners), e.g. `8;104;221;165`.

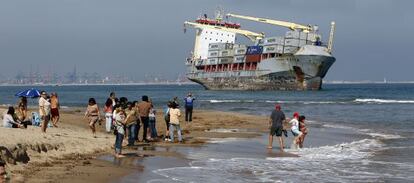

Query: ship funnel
327;21;335;53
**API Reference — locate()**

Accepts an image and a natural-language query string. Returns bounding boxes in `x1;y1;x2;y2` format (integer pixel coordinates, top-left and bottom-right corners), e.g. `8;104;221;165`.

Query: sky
0;0;412;81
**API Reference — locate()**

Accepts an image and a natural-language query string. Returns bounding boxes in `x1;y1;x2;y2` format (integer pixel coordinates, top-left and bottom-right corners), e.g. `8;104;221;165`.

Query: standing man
268;104;286;151
109;92;118;107
184;92;195;122
137;95;152;143
39;91;51;133
124;102;137;146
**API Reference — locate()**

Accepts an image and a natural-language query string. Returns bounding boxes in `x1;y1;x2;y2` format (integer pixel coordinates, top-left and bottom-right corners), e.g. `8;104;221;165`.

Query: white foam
354;98;414;104
153;138;414;182
207;138;242;144
367;132;403;139
208;99;255;103
322;123;357;130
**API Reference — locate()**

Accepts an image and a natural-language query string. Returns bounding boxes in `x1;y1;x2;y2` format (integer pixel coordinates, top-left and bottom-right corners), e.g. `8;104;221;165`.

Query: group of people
1;91;60;132
268;104;308;151
84;92;196;158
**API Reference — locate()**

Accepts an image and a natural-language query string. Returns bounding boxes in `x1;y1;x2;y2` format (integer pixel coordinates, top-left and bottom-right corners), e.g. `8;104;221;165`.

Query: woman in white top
39;91;51;133
2;107;23;128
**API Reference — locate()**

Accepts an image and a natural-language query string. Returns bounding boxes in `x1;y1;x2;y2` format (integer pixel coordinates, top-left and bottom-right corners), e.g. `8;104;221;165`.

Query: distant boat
384;78;387;84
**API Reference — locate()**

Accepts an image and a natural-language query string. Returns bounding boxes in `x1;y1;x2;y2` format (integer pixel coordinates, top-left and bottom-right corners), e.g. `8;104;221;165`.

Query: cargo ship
183;11;336;90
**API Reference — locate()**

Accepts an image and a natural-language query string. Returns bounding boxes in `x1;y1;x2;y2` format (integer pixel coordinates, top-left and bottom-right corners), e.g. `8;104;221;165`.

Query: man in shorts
268;104;286;151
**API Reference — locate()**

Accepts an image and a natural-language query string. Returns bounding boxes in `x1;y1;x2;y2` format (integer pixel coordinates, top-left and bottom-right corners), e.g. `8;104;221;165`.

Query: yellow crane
226;13;313;33
184;21;265;42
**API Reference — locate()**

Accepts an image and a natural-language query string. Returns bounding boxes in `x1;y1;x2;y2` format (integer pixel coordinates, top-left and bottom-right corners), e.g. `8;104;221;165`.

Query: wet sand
0;107;284;182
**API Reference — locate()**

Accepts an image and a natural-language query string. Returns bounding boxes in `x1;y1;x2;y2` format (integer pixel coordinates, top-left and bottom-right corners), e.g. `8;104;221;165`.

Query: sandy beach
0;107;271;182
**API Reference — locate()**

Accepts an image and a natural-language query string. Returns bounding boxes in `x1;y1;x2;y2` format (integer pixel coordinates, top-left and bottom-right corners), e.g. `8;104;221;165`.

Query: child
289;112;303;149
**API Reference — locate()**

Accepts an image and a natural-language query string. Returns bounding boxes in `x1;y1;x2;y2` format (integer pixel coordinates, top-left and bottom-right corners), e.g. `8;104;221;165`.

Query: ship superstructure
184;11;336;90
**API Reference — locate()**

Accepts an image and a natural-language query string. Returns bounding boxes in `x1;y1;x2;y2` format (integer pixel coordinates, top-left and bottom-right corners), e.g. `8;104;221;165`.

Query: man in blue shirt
184;93;195;122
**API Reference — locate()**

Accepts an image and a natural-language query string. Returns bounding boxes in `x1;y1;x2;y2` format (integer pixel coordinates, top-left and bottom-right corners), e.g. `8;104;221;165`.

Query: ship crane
184;21;264;42
226;13;314;33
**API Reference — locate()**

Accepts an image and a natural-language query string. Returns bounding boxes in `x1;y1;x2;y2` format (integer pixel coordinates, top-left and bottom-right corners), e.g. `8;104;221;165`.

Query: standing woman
298;115;308;148
50;93;60;127
113;105;126;158
103;98;113;133
169;102;182;143
39;91;51;133
85;98;101;137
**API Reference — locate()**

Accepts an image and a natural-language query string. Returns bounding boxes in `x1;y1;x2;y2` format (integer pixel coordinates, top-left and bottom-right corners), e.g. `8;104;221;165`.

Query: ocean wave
354;98;414;104
367;133;403;139
207;99;255;103
153;138;414;182
265;100;345;104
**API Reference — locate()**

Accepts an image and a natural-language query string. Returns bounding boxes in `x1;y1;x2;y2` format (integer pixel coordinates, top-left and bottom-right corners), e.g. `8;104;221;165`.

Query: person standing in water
50;92;60;127
298;115;308;148
184;93;195;122
85;98;101;138
289;112;303;149
268;104;286;151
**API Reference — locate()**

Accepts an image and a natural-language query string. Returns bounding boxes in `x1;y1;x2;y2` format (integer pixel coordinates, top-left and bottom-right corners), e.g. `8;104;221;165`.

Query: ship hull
187;54;335;91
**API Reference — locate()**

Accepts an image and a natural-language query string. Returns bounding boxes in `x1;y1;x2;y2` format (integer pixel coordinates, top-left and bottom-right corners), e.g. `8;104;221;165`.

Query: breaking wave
354;98;414;104
153;138;414;182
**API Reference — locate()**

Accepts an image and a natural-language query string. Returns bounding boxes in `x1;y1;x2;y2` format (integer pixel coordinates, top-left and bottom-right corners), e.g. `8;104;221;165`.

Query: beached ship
184;11;336;90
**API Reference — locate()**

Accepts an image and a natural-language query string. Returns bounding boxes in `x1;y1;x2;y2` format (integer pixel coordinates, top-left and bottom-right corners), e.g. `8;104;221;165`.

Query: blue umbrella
15;88;41;98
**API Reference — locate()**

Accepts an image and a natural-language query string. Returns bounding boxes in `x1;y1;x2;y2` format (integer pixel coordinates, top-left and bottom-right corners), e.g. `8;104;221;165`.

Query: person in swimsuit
298;115;308;148
85;98;101;137
50;92;60;127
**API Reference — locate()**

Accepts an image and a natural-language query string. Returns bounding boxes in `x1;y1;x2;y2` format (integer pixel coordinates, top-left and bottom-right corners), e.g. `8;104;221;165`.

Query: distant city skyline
0;0;413;81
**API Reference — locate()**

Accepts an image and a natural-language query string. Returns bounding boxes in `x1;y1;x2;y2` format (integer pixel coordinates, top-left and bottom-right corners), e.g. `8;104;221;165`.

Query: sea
1;83;413;182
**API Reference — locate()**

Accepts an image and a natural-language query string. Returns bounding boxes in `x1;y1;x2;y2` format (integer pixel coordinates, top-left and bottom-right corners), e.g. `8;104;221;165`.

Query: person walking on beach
184;92;195;122
289;112;303;149
103;99;113;133
125;102;138;146
50;93;60;127
39;91;51;133
169;102;183;143
298;115;308;148
113;105;126;158
268;104;286;151
163;102;172;141
137;96;152;143
85;98;101;138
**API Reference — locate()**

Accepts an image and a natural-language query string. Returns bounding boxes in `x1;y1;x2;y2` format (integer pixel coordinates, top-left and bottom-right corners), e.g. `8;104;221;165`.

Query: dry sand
0;107;270;182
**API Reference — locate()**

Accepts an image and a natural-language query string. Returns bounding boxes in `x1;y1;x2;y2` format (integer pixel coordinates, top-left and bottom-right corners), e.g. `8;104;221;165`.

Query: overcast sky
0;0;412;81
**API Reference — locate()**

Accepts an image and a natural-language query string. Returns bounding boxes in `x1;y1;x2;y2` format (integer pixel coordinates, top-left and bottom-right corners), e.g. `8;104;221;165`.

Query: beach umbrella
15;88;41;98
